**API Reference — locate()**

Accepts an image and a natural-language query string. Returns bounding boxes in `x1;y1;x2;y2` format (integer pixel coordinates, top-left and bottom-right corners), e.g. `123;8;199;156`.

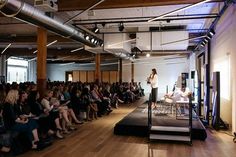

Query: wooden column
95;53;101;83
119;59;122;83
37;27;47;97
131;61;134;83
0;55;7;82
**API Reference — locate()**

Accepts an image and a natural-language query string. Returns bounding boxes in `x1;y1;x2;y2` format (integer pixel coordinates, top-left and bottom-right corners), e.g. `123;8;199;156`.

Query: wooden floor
21;99;236;157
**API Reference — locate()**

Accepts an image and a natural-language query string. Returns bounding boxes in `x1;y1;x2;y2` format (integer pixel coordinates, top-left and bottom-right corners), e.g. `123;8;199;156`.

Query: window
7;57;28;83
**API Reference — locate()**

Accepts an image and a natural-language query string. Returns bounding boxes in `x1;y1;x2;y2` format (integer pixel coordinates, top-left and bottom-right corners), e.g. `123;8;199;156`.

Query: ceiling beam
4;48;118;61
73;14;219;25
58;0;222;11
0;35;76;43
4;48;92;56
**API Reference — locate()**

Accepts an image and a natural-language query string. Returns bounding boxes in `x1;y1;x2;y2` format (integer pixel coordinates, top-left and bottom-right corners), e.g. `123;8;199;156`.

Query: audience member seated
80;87;98;121
3;89;40;149
163;86;191;115
0;105;11;153
164;86;190;103
91;84;112;116
41;90;64;139
27;90;55;138
0;80;141;155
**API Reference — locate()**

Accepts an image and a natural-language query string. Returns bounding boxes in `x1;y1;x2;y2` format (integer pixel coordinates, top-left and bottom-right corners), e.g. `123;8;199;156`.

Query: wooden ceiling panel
58;0;219;11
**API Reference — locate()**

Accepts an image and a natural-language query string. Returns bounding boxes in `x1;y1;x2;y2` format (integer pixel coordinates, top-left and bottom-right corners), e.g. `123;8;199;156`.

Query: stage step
149;126;191;144
151;126;190;132
149;134;191;142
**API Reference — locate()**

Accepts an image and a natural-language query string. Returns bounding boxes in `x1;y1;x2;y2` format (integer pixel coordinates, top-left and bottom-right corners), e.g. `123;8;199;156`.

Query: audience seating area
0;81;144;155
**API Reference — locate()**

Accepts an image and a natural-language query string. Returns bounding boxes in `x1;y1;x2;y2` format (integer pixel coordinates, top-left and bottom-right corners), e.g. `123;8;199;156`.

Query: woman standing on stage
148;68;158;108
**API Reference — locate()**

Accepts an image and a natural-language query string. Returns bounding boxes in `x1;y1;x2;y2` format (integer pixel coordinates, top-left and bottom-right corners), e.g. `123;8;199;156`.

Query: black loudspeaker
191;71;195;79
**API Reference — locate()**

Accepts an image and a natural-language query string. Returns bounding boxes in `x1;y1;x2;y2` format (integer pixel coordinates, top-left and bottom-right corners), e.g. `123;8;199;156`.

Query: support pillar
131;61;134;83
0;55;7;83
95;53;101;83
119;59;122;83
37;27;47;97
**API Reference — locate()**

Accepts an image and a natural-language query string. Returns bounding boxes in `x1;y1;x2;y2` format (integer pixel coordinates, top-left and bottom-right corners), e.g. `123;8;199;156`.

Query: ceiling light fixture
118;22;124;32
32;40;57;54
204;38;209;43
28;57;37;62
209;29;215;36
47;40;57;47
59;62;76;66
146;53;150;57
148;0;212;22
70;47;84;52
1;43;11;54
108;38;136;47
85;35;90;40
100;42;104;47
93;24;99;33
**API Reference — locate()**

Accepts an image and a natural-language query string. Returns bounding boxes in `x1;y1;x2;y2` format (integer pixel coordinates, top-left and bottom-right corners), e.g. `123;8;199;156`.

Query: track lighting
146;53;150;57
1;43;11;54
209;29;215;36
204;38;209;43
85;35;90;40
93;24;99;33
118;22;124;32
70;47;84;52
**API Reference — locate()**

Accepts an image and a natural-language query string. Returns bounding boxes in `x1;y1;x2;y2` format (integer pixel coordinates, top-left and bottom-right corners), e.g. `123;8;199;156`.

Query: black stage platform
114;104;207;140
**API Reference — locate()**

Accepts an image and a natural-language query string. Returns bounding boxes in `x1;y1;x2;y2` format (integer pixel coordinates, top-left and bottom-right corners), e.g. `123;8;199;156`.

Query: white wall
210;4;236;131
123;56;189;99
188;53;196;92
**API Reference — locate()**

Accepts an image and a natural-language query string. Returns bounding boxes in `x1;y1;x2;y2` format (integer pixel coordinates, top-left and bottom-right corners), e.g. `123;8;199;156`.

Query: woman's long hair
151;68;157;78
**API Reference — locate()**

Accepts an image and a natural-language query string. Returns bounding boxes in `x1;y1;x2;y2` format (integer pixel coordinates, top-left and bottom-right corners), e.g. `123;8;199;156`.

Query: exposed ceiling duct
0;0;103;47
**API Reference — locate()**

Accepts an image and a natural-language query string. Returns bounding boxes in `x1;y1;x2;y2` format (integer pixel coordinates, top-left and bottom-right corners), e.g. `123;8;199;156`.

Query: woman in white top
149;68;158;108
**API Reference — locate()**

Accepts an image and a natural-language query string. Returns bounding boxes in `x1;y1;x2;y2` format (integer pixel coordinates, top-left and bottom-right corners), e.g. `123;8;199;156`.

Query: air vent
149;26;186;32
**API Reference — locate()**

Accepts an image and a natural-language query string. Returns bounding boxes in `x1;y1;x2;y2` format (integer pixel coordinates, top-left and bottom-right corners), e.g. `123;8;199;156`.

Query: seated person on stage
164;86;191;115
164;85;191;103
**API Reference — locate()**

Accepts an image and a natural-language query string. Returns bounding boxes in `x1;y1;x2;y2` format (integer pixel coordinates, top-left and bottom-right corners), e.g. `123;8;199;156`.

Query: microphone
147;74;151;84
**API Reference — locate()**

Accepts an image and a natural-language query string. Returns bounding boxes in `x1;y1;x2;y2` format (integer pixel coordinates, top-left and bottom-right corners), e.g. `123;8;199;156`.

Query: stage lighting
85;35;90;41
206;35;211;40
91;38;95;43
206;29;215;39
209;29;215;36
204;38;209;43
200;43;205;47
93;24;99;33
119;22;124;32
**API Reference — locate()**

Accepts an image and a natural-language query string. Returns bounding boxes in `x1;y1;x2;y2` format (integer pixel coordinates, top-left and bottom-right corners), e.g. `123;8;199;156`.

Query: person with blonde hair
2;89;40;149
